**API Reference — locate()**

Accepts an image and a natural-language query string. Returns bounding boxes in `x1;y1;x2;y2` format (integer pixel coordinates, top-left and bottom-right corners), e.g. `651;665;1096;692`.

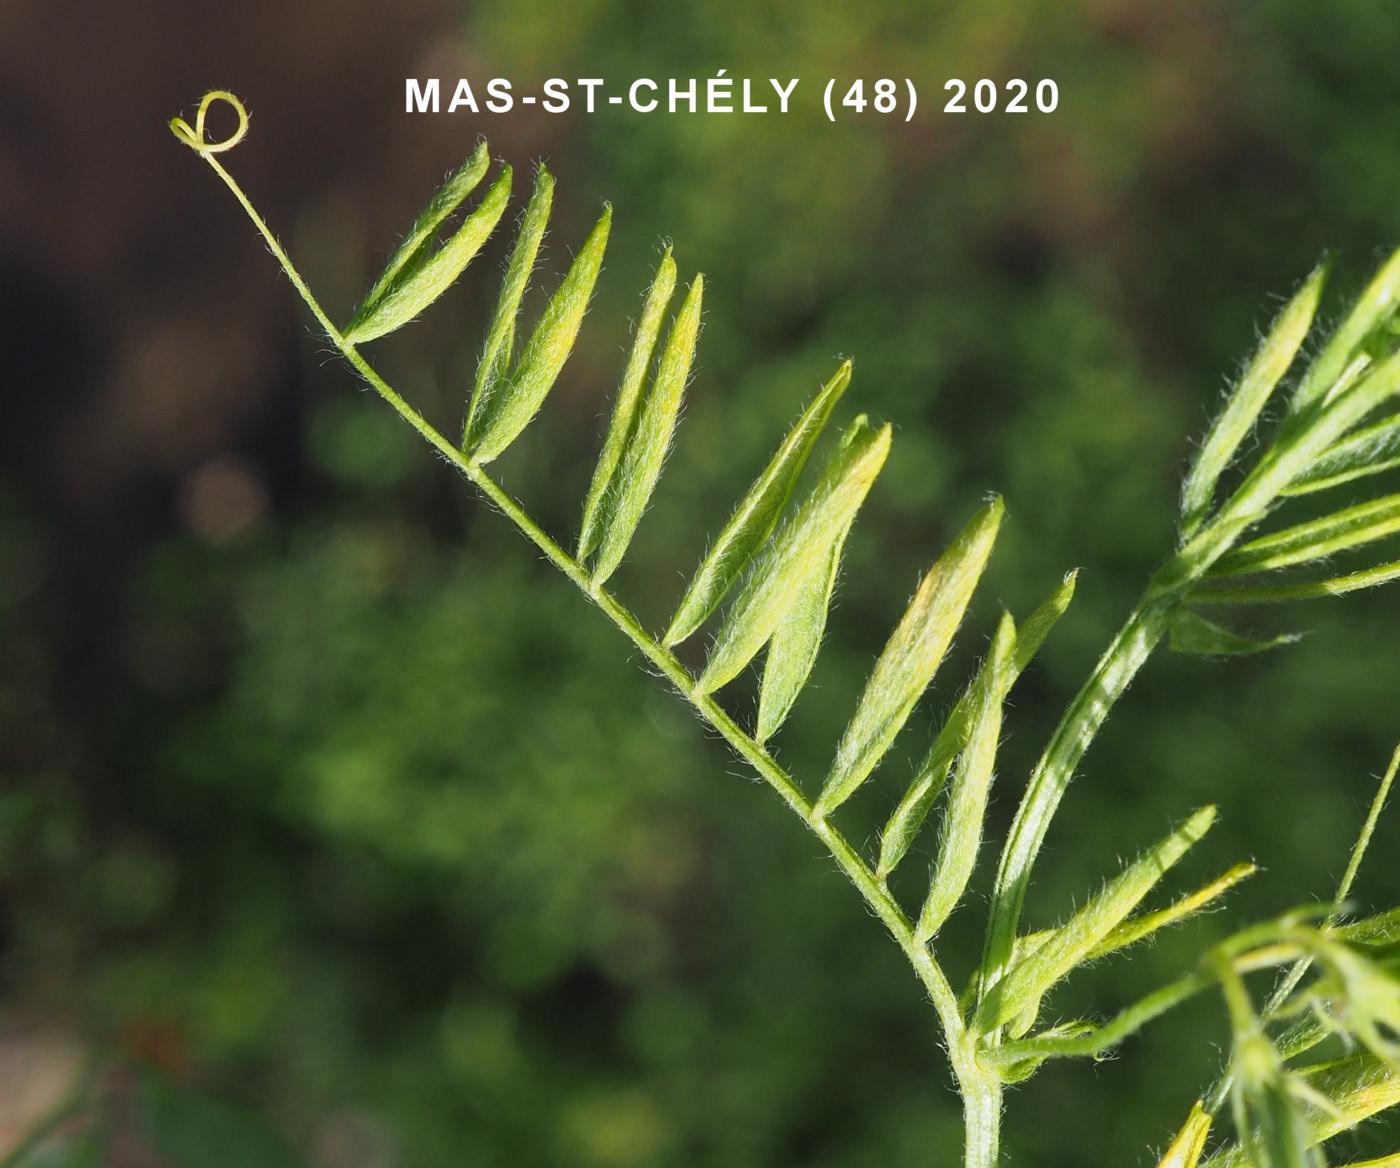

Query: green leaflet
915;613;1016;942
1294;246;1400;412
1004;862;1257;975
464;206;613;463
877;571;1077;879
975;806;1217;1034
1168;610;1301;657
464;167;556;445
756;534;846;742
1156;1103;1212;1168
1016;570;1079;669
589;275;705;585
815;497;1004;817
1191;559;1400;605
369;141;489;282
1221;347;1400;534
577;249;679;561
345;151;511;345
1284;412;1400;497
988;849;1231;1044
878;731;956;881
1301;1052;1400;1150
1340;907;1400;946
1091;862;1257;959
1306;348;1400;453
1210;493;1400;578
350;142;491;321
1182;265;1324;535
665;361;853;646
1275;1012;1336;1067
695;416;890;695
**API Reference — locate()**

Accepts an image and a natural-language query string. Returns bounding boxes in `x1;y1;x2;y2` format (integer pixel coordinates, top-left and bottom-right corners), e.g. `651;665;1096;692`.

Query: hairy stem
194;147;997;1163
980;591;1178;999
959;1058;1004;1168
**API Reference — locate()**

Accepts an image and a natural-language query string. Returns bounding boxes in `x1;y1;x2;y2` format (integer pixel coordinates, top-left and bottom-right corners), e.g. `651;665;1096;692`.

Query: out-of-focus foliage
3;2;1400;1166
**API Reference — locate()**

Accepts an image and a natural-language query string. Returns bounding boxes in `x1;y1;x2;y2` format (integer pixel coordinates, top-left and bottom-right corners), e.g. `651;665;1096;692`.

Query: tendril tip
170;90;249;155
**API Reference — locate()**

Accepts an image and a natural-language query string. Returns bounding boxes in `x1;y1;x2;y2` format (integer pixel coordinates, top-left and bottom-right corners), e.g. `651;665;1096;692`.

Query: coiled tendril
169;90;249;154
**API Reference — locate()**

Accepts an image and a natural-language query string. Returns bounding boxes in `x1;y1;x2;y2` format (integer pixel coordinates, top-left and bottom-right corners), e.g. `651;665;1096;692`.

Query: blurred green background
2;1;1399;1164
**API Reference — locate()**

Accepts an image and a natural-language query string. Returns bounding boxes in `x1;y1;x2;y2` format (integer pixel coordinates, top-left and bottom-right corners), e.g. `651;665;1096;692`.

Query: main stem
194;147;1003;1165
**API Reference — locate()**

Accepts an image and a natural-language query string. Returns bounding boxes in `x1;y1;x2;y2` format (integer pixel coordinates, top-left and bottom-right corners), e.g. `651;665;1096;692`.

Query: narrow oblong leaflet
756;531;846;742
915;612;1016;942
1181;264;1323;535
577;249;679;561
465;205;612;463
346;147;511;344
665;361;852;646
695;414;889;695
590;273;705;585
816;497;1004;817
464;167;556;444
878;570;1077;879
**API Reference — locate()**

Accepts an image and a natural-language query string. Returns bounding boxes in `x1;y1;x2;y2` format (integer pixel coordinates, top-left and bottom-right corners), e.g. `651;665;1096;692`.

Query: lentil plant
172;90;1400;1167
